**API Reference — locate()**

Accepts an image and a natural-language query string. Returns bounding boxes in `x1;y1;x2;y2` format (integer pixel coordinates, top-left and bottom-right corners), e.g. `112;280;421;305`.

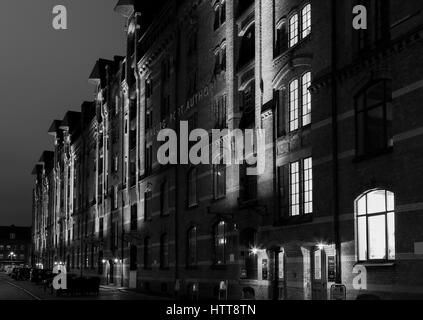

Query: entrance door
312;249;327;300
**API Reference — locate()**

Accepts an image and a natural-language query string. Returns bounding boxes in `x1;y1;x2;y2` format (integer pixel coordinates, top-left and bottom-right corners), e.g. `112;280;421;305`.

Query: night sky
0;0;126;226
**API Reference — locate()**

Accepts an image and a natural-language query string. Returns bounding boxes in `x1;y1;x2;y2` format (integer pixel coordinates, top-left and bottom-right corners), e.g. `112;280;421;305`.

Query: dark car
10;268;19;279
17;268;31;280
30;268;43;282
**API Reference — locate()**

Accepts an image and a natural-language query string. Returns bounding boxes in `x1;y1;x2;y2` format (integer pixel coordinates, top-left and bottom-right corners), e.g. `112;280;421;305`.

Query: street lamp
9;252;16;265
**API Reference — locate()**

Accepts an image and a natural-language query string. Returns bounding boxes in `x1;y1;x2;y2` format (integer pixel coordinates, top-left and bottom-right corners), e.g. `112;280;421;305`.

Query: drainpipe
331;0;341;284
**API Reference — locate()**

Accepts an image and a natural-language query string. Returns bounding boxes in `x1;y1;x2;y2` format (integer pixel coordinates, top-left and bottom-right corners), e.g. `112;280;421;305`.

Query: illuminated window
302;4;311;38
303;157;313;214
289;79;299;131
188;227;197;266
289;14;299;47
356;190;395;261
289;158;313;216
289;161;300;216
214;221;226;265
302;72;312;127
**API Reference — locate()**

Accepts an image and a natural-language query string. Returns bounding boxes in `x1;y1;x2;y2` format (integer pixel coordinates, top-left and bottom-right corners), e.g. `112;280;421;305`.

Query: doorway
312;248;327;300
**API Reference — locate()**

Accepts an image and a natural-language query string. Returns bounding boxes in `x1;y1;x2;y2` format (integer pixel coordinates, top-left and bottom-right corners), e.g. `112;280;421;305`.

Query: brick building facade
31;0;423;300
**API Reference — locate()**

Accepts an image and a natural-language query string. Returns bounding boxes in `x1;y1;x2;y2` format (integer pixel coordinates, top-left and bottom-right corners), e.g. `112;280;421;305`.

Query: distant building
0;226;31;267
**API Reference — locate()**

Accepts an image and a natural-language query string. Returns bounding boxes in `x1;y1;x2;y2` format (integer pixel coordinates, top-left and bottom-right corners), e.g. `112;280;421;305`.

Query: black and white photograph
0;0;423;314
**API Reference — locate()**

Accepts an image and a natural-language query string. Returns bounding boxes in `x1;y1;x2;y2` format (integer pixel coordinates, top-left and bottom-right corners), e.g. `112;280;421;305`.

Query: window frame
289;157;313;217
354;79;393;158
355;189;396;262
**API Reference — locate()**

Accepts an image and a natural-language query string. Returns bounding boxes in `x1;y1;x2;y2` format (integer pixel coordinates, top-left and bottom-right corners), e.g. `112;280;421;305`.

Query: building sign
327;256;336;282
262;259;268;280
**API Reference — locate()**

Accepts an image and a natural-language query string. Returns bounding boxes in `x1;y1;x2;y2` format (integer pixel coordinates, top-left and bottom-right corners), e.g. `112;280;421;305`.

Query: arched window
160;234;169;269
214;221;226;265
301;4;312;38
239;24;255;68
355;79;393;157
187;227;197;266
355;190;395;261
187;168;198;207
302;72;312;126
289;14;299;47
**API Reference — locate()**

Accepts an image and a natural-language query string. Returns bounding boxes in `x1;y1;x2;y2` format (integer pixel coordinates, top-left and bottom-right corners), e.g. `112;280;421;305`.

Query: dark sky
0;0;126;226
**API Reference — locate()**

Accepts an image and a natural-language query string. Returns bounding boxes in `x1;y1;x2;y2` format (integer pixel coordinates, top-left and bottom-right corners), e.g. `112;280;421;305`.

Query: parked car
10;267;19;279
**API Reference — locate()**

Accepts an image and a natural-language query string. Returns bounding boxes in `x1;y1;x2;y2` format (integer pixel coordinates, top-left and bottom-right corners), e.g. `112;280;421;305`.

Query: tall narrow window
220;44;226;72
187;168;198;207
160;234;169;269
160;181;169;216
130;204;137;231
187;227;197;266
355;80;393;157
214;221;226;265
289;14;299;47
289;161;300;216
146;145;153;175
144;237;151;269
220;1;226;24
275;22;288;56
99;218;104;239
214;6;220;30
303;158;313;215
301;4;311;38
289;79;299;132
302;72;312;126
289;158;313;217
214;164;226;199
356;190;395;261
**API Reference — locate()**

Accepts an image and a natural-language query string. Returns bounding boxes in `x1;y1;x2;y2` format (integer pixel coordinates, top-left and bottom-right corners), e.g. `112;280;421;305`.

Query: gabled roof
48;120;62;135
88;58;114;88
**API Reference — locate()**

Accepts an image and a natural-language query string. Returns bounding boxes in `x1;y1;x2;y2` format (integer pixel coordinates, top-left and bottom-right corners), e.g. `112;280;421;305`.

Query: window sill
354;261;396;268
273;35;312;63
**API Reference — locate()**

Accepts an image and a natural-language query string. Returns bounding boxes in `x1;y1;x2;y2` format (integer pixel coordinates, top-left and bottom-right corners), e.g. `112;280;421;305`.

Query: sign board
330;284;346;300
327;256;336;282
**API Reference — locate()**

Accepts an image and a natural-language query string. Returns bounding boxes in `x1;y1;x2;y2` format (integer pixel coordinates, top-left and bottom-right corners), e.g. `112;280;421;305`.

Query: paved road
0;273;41;300
0;272;168;300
